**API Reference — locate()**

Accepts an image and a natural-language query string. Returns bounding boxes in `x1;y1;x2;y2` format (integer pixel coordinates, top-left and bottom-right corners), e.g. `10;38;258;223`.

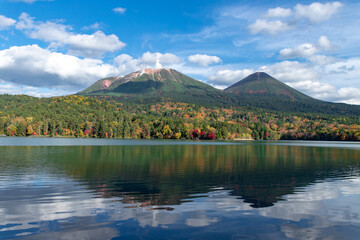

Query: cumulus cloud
15;13;125;58
279;36;336;59
140;52;181;68
0;15;16;30
317;35;335;51
249;2;343;37
208;69;254;88
321;58;360;92
0;44;120;89
248;19;291;35
287;81;336;95
113;7;126;14
264;7;292;18
323;57;359;75
185;215;219;227
0;45;185;96
113;54;141;74
188;54;222;67
259;177;360;236
280;43;318;59
295;2;343;23
336;87;360;104
308;55;336;65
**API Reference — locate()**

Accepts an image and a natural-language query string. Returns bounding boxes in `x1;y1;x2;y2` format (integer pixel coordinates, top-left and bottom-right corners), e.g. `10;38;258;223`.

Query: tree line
1;94;359;141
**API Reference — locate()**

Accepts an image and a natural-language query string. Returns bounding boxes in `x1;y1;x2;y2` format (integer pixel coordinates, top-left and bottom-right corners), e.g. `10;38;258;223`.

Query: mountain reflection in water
0;142;360;239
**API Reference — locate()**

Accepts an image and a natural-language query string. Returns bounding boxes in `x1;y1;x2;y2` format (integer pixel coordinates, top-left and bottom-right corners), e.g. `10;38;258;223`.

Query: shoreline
1;135;360;142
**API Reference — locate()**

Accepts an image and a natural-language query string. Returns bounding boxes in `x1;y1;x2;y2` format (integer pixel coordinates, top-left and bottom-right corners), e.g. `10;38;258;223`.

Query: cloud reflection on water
1;176;360;239
1;142;360;239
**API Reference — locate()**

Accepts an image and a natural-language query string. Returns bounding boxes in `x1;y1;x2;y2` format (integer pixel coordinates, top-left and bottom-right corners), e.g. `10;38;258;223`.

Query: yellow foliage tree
162;125;172;136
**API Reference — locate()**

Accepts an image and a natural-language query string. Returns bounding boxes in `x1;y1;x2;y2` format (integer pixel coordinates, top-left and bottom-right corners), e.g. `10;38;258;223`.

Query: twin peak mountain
78;68;359;114
80;68;310;102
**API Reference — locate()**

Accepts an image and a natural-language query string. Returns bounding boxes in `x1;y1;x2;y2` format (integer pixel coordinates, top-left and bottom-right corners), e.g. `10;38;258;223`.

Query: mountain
225;72;312;101
80;68;219;95
79;68;233;106
224;72;360;115
79;69;360;115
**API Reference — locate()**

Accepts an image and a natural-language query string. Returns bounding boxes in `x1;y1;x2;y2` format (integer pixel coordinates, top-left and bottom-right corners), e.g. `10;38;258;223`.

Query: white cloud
0;15;16;30
287;80;337;95
308;55;336;65
279;36;336;59
113;7;126;14
208;69;254;87
0;45;186;96
264;7;292;18
82;22;101;31
336;87;360;104
321;58;360;90
141;52;181;68
113;54;141;73
185;215;219;227
0;44;120;89
317;35;335;51
295;2;343;23
324;58;359;74
280;43;318;59
114;54;136;66
259;177;360;236
248;19;291;35
64;31;125;58
188;54;222;67
16;13;126;58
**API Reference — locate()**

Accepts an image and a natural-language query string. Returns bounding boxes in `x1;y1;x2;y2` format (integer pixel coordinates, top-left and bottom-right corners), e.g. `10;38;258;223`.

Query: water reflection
0;143;360;239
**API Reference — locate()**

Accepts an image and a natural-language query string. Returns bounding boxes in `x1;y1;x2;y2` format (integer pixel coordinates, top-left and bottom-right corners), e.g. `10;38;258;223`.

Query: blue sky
0;0;360;104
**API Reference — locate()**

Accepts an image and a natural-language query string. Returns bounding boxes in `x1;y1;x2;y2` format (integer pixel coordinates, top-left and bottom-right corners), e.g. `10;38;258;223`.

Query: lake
1;137;360;239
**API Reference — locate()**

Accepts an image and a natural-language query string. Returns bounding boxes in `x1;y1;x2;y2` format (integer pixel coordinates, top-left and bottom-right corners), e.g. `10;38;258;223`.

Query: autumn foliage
0;94;359;141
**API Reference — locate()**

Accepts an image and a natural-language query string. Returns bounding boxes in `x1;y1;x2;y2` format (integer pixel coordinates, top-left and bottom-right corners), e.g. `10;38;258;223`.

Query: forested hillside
1;94;359;141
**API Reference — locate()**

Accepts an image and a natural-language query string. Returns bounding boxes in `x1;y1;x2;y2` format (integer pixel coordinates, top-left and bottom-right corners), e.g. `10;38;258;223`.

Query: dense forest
0;94;359;141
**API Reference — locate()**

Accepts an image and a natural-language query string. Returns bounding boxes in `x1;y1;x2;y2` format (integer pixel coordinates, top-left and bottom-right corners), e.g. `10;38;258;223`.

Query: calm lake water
1;137;360;239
